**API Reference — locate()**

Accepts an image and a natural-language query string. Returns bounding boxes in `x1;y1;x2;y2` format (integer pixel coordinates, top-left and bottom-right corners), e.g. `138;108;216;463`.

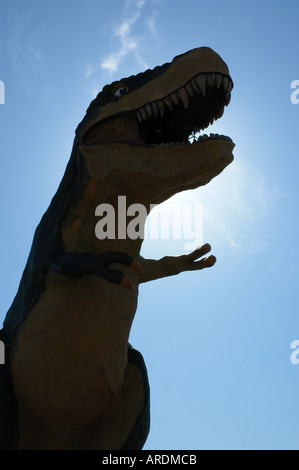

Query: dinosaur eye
113;84;130;98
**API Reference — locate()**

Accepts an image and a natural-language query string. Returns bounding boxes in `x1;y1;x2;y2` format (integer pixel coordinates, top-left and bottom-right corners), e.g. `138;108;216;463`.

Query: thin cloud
146;13;158;39
6;16;52;100
100;0;156;75
83;64;95;79
124;0;146;9
8;19;44;73
101;15;139;74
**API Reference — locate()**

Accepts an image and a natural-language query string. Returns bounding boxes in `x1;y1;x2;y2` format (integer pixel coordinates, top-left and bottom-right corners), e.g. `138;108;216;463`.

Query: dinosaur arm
46;251;143;290
138;244;216;284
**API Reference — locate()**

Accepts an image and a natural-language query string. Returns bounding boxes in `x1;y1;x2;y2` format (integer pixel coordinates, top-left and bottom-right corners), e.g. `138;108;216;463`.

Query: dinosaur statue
0;46;234;450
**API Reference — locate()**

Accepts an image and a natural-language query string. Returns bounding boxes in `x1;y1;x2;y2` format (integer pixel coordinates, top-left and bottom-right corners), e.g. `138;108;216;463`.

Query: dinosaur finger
129;260;144;273
107;270;135;291
100;251;143;273
191;255;217;270
95;267;134;290
184;243;212;262
119;276;134;291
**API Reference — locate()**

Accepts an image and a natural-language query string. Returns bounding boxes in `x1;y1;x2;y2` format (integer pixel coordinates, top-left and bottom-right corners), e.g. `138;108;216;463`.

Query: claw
119;276;134;291
129;260;144;272
118;261;143;290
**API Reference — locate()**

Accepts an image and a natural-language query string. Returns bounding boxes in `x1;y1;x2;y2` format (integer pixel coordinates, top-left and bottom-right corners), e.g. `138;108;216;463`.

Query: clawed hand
97;244;216;289
136;243;217;285
48;244;216;290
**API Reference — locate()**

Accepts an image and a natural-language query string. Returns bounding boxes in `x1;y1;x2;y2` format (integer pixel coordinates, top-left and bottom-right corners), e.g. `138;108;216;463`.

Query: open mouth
82;71;233;149
135;71;233;147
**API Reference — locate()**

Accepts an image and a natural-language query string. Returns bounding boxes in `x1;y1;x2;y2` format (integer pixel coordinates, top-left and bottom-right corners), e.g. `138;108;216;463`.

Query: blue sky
0;0;299;450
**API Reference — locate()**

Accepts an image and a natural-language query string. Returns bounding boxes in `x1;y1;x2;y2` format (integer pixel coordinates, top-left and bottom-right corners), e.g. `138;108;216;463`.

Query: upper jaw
78;47;234;147
136;71;233;124
82;69;233;149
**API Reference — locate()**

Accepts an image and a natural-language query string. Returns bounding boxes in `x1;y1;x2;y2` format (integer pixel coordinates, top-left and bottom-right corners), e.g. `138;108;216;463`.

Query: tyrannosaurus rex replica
0;46;234;450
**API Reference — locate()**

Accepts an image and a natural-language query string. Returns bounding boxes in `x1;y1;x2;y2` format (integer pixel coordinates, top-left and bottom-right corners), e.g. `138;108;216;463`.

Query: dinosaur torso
0;47;235;450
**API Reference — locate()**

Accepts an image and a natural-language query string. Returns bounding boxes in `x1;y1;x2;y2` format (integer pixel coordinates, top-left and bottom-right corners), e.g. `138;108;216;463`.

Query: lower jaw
147;133;233;148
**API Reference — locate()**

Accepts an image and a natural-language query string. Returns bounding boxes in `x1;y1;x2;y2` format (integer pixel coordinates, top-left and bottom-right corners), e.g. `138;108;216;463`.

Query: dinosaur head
78;47;235;204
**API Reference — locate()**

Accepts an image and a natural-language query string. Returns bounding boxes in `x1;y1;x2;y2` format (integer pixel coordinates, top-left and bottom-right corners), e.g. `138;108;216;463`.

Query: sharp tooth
157;100;165;118
215;73;222;90
215;106;225;119
163;96;173;111
195;75;206;96
136;110;143;123
226;80;233;97
206;74;213;87
225;93;231;106
206;73;215;87
191;78;200;93
145;104;153;119
185;82;194;97
140;107;148;121
152;101;159;117
222;76;229;93
170;91;179;105
177;88;189;108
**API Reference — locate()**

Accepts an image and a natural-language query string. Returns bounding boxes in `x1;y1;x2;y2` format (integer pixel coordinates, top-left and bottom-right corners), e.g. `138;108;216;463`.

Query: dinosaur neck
60;180;149;257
